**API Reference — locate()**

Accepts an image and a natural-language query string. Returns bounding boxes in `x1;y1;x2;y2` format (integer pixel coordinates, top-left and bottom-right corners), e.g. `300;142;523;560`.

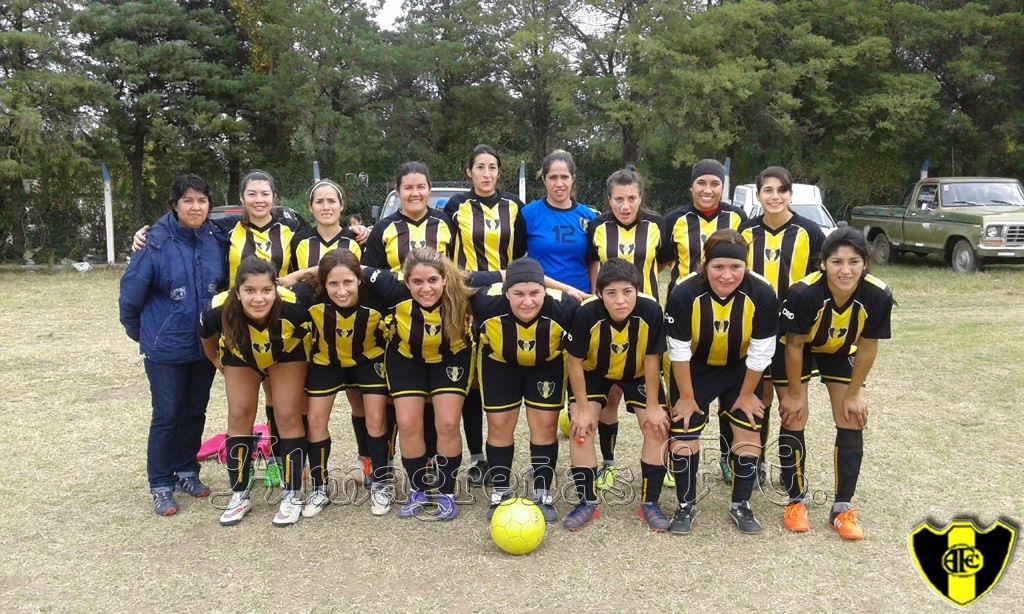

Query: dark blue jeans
144;359;216;491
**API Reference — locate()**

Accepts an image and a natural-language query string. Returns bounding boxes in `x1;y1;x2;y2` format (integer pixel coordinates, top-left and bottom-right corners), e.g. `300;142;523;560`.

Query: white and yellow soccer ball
490;498;546;555
558;408;571;439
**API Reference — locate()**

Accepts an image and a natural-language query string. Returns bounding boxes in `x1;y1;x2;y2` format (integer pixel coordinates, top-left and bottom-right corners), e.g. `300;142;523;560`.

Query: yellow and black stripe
390;299;467;364
307;302;385;367
661;204;746;289
781;272;893;356
587;213;665;296
227;220;296;285
200;286;309;374
292;230;362;271
362;209;454;273
444;192;526;272
472;285;577;366
567;294;665;381
740;213;824;299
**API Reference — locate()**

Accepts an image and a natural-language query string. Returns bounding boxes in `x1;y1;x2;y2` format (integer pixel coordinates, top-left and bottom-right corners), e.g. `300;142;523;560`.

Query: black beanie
503;257;545;292
691;159;725;183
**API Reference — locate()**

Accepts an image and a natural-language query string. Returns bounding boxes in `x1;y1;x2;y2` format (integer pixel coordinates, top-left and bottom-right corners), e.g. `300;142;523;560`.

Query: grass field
2;261;1022;612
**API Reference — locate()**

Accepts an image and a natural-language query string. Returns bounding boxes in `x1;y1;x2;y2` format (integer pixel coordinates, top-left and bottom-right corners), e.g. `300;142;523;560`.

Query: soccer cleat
175;475;211;498
301;488;331;518
435;493;458;521
783;502;810;533
669;503;696;535
360;455;373;489
486;490;514;521
531;495;558;523
397;489;429;518
272;491;303;527
219;491;252;526
830;508;864;540
563;501;600;531
151;491;179;517
263;462;283;488
637;503;670;532
370;482;395;516
467;458;489;487
729;502;762;534
595;465;618;491
719;456;734;484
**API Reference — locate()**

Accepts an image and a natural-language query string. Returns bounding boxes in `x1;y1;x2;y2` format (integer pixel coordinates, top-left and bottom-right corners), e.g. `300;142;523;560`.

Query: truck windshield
791;204;834;227
943;182;1024;207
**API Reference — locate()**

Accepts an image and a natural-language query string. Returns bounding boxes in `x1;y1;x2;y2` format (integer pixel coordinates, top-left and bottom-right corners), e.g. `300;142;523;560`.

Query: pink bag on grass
196;424;272;464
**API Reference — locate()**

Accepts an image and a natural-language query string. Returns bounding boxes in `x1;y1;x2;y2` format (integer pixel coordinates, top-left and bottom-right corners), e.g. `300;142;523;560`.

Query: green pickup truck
850;177;1024;273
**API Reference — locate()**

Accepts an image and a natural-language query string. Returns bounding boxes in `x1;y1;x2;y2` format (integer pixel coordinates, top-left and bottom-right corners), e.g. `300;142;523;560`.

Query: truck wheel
870;233;893;265
950;239;979;274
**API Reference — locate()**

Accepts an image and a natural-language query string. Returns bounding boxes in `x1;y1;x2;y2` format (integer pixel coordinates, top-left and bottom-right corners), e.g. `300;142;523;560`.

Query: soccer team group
120;145;893;540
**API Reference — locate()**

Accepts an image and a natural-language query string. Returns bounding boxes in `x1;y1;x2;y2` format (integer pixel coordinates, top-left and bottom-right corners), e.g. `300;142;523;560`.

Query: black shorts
385;346;474;399
668;361;765;440
813;352;858;384
569;370;666;413
767;341;815;385
220;345;306;379
304;356;388;397
478;353;564;412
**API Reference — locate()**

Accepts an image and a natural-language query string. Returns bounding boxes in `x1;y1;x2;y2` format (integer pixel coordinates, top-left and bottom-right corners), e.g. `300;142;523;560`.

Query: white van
732;183;837;236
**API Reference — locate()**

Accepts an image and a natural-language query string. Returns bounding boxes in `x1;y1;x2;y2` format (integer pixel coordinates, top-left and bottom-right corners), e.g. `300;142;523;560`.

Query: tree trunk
622;122;638;166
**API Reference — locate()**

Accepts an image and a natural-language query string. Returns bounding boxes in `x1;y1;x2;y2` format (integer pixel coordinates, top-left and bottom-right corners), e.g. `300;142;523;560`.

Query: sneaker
301;488;331;518
719;456;734;484
467;458;489;487
595;465;618;491
397;489;429;518
272;491;303;527
175;475;211;498
830;507;864;540
637;503;670;532
669;503;696;535
370;482;395;516
563;501;600;531
729;502;762;534
784;502;810;533
360;455;372;489
152;491;179;516
435;493;459;521
531;493;558;523
486;490;514;521
219;491;252;526
263;462;283;488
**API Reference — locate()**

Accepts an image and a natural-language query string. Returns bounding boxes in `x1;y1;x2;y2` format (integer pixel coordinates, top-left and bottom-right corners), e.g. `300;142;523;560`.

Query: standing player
444;145;527;486
739;166;825;524
664;230;778;534
199;257;311;527
472;258;580;522
778;226;894;540
564;258;671;532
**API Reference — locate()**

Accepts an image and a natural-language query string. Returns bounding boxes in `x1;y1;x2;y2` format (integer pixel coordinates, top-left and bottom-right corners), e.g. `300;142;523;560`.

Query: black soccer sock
265;405;280;462
671;450;700;506
225;436;255;493
640;461;667;504
730;453;758;504
351;416;369;458
530;442;558;493
437;454;462;495
759;405;771;462
598;421;618;464
401;455;429;492
835;428;864;504
424;403;438;459
367;433;390;483
301;414;309;438
718;412;732;460
778;428;807;502
307;437;331;490
486;443;514;490
462;389;484;456
279;437;307;492
571;466;598;504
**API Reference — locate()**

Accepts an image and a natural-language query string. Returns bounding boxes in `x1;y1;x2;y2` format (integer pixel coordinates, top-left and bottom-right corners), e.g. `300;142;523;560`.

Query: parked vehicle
371;183;470;222
209;205;303;226
732;183;838;236
850;177;1024;273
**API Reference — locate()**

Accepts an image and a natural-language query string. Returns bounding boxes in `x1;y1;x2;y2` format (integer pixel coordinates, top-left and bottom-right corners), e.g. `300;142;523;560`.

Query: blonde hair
402;247;472;345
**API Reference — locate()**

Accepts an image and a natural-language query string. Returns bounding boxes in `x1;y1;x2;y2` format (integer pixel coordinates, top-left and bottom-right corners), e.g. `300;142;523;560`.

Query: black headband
705;242;747;262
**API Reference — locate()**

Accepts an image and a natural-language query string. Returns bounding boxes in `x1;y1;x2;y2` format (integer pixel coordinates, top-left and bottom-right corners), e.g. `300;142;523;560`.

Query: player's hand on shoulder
132;225;150;252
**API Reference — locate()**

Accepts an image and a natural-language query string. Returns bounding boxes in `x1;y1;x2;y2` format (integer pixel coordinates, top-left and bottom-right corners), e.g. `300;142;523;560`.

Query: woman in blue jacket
119;174;227;516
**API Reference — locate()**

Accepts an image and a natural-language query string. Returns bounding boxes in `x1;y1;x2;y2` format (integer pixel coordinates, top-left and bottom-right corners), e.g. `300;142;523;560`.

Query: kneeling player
564;258;670;531
665;230;778;534
778;226;893;540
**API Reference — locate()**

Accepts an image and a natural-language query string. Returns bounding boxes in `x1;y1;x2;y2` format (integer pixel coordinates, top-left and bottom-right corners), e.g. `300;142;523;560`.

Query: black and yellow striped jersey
470;284;580;366
780;272;893;355
291;229;362;271
566;294;666;381
307;301;386;367
586;212;668;297
660;204;747;290
665;271;779;367
198;286;310;372
362;209;455;274
444;191;527;272
739;213;825;300
226;220;297;286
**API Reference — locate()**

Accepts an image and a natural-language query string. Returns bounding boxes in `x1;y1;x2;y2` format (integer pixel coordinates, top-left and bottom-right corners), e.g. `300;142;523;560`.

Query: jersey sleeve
469;292;506;332
466;270;503;288
288;233;304;272
361;266;409;308
657;210;681;264
566;301;599;359
806;222;826;273
198;302;223;339
641;298;666;354
290;280;316;308
552;291;581;328
361;221;388;268
779;283;817;337
750;279;780;339
284;300;312;337
512;200;527;260
585;217;600;264
861;282;894;340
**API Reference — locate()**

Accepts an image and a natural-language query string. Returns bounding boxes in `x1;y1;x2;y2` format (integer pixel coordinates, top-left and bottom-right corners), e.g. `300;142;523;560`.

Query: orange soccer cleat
783;502;810;533
830;508;864;540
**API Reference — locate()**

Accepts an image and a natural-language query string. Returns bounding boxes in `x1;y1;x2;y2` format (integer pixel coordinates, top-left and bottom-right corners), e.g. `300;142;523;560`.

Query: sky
372;0;403;31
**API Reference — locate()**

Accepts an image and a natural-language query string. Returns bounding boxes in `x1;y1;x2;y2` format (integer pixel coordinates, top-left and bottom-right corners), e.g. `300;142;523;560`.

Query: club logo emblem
446;366;464;382
256;240;272;255
700;234;708;243
485;218;501;231
537;381;555;399
425;323;442;336
637;383;646;397
618;244;635;257
610;342;629;354
908;518;1016;608
765;248;781;263
409;240;426;250
373;362;385;378
829;326;848;339
579;218;589;233
336;329;354;339
517;339;536;352
253;342;272;354
714;320;730;334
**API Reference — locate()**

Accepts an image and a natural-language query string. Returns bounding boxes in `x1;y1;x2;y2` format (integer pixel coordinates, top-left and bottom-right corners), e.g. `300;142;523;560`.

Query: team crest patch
579;218;589;233
618;244;635;257
700;234;708;243
517;339;536;352
425;323;442;336
446;366;465;382
255;240;273;254
909;518;1016;608
637;383;646;397
485;218;501;231
713;320;730;334
537;380;555;399
829;326;848;339
410;240;426;250
765;248;781;263
610;342;629;354
253;342;272;354
336;329;354;339
373;362;385;378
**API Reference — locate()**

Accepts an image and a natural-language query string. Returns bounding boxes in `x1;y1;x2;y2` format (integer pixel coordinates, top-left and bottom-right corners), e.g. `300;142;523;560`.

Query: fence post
102;164;114;264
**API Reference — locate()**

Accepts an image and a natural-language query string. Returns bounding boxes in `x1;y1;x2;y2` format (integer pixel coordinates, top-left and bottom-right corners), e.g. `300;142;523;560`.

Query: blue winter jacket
119;212;227;363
